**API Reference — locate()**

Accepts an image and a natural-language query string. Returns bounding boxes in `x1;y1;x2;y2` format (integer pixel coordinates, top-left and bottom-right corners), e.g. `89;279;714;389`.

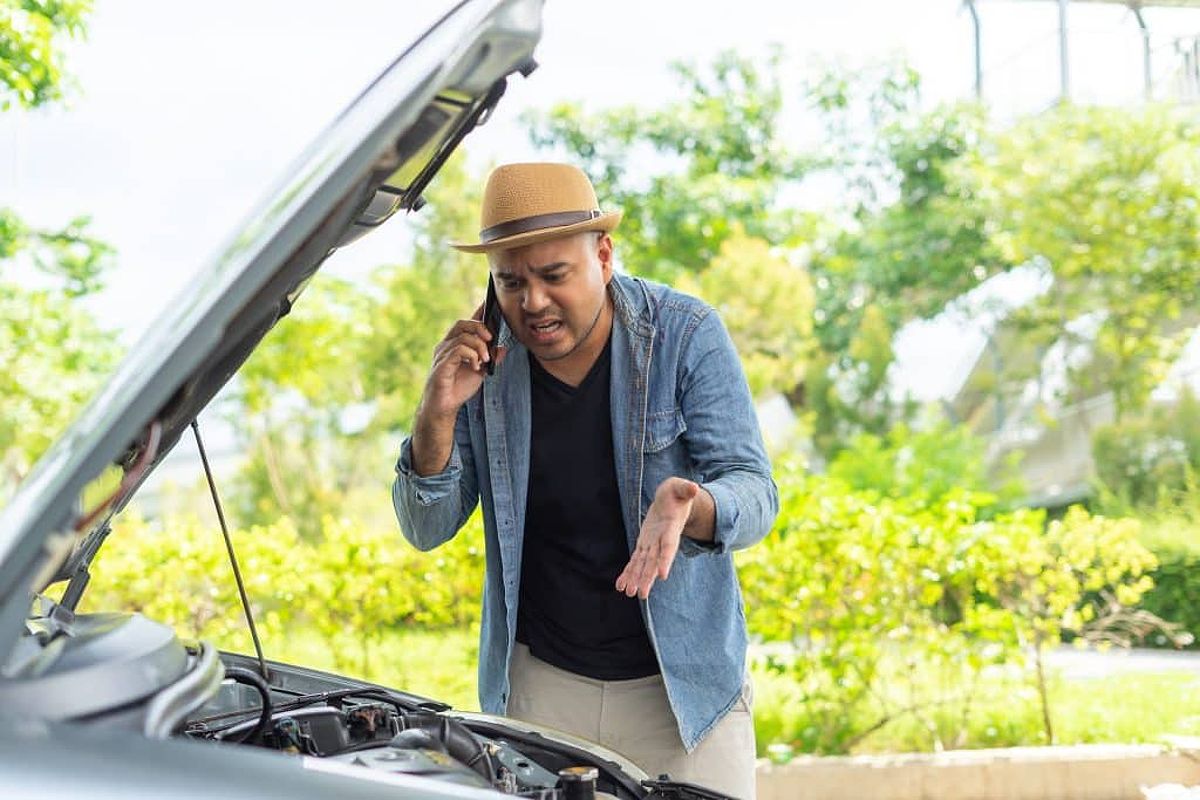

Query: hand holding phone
482;274;502;376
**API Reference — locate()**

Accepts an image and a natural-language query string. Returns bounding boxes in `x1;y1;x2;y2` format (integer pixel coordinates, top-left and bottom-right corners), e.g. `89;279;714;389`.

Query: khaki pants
507;643;757;799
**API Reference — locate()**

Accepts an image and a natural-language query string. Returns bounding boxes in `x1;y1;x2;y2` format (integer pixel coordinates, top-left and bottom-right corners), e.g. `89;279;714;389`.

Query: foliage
360;150;486;433
674;230;815;397
1101;505;1200;650
808;66;1001;349
827;421;1024;510
524;50;823;409
527;49;819;286
1;1;116;499
1091;389;1200;510
974;104;1200;420
231;276;380;534
230;152;485;531
1131;548;1200;651
0;0;90;110
973;506;1166;742
0;279;118;499
804;65;1004;453
82;509;486;678
737;464;1163;753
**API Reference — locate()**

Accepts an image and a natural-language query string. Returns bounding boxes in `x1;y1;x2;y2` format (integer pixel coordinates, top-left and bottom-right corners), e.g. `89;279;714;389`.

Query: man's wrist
411;404;458;477
682;483;716;543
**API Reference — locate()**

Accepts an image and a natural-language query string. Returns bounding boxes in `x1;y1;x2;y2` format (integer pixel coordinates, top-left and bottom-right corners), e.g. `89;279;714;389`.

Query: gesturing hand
615;477;701;600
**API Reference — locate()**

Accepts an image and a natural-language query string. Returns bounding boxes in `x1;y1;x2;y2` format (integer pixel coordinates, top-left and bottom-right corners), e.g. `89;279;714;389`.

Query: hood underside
0;0;543;668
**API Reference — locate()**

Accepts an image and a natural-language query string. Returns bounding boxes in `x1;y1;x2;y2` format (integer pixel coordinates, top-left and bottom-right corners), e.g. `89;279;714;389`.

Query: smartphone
482;274;502;376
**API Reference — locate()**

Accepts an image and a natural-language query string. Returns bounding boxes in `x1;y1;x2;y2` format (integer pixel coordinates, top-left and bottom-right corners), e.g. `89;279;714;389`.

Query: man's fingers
632;543;661;599
442;318;493;346
436;342;486;373
615;551;642;596
435;331;490;367
615;528;682;599
616;547;652;597
657;554;672;582
615;565;630;594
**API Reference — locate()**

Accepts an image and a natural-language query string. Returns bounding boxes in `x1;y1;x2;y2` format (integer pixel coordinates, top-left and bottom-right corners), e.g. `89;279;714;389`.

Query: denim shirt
392;273;778;751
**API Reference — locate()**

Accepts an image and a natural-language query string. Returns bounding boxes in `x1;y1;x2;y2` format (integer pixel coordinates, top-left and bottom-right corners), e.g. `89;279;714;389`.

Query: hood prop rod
191;420;270;682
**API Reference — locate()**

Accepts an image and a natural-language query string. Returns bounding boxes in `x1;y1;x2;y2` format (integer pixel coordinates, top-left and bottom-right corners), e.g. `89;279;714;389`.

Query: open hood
0;0;543;668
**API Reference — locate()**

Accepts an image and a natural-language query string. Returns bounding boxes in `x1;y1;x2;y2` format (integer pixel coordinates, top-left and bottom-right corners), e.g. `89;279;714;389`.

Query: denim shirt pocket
643;407;687;453
641;407;689;511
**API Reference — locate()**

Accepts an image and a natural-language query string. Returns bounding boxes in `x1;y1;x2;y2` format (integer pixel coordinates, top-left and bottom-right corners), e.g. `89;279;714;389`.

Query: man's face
488;231;613;363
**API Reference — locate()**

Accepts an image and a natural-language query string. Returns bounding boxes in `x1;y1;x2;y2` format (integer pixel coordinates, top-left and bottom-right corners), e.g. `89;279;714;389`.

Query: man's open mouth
528;320;563;341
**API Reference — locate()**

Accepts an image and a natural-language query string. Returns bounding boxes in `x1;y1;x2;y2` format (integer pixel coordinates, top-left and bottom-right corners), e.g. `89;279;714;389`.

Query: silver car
0;2;729;797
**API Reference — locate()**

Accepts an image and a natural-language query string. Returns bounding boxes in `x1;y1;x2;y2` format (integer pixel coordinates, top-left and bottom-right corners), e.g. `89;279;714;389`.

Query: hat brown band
480;209;602;244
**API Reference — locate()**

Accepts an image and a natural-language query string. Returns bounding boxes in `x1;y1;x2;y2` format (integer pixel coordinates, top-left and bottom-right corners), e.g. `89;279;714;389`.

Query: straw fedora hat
451;162;622;253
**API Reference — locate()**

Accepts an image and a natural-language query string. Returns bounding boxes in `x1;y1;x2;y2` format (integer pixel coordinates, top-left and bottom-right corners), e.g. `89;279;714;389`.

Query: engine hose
223;667;273;744
400;712;496;782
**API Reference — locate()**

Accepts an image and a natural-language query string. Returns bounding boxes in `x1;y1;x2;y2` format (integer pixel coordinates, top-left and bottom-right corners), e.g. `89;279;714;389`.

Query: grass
751;656;1200;757
224;624;1200;759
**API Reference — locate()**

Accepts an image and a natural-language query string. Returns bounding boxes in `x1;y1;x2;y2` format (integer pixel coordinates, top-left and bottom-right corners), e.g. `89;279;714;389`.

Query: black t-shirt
515;334;660;680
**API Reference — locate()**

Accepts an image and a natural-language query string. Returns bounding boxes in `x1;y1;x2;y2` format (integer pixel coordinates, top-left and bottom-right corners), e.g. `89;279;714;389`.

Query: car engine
186;674;622;799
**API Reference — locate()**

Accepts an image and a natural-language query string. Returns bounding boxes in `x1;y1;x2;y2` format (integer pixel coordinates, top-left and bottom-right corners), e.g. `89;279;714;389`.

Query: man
393;162;777;798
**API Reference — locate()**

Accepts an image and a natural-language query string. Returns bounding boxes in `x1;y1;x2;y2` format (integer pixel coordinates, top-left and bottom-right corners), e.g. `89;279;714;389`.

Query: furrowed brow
495;261;568;280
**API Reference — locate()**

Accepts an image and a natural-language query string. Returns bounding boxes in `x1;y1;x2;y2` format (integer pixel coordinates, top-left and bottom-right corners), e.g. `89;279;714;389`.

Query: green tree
0;0;117;498
805;64;1006;452
528;56;1017;455
674;230;815;398
528;49;820;287
827;421;1024;510
0;278;116;490
974;104;1200;419
0;0;90;110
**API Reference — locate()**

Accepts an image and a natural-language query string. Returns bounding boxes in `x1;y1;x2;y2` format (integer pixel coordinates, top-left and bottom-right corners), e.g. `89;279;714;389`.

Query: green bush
1139;550;1200;648
827;421;1024;509
82;510;485;676
737;463;1159;754
1127;512;1200;648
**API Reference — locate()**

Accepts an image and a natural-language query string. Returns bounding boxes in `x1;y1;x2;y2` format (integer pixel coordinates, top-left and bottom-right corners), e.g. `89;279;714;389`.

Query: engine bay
5;601;737;798
188;683;577;796
183;653;654;800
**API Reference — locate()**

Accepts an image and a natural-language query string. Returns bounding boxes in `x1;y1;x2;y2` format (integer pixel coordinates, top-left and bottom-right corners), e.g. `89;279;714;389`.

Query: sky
4;0;1200;402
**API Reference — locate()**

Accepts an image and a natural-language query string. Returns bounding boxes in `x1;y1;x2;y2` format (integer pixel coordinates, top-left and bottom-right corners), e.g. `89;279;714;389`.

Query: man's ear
596;232;614;284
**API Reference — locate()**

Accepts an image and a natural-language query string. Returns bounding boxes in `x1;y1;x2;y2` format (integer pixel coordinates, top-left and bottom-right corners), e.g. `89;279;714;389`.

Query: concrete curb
755;743;1200;800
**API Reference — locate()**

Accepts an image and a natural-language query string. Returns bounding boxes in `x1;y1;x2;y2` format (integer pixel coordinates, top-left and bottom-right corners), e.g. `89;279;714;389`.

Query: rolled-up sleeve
392;406;480;552
676;310;779;557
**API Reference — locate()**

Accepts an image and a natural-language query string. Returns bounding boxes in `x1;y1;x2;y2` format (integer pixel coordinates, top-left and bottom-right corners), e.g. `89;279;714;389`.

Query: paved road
1046;646;1200;679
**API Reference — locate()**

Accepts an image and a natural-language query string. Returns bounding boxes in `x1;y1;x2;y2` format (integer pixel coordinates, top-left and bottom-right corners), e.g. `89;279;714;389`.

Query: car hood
0;0;543;668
